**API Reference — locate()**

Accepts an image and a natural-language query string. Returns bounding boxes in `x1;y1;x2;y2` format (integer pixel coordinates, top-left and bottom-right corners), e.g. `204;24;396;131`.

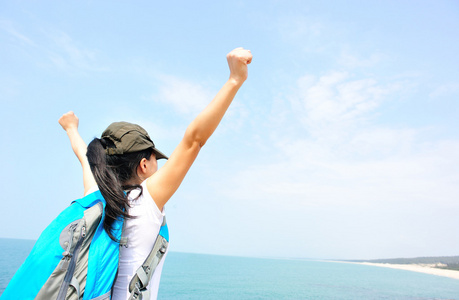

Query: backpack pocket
35;202;103;300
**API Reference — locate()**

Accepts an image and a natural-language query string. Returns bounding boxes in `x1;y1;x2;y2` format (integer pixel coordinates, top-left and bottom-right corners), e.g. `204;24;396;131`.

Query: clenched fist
58;111;79;132
227;47;252;85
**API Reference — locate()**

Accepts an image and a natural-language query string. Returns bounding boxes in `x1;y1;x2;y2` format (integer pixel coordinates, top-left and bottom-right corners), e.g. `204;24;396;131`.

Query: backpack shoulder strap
127;216;169;300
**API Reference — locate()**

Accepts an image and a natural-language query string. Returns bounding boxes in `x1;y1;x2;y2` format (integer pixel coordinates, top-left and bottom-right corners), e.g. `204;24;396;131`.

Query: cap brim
153;148;168;160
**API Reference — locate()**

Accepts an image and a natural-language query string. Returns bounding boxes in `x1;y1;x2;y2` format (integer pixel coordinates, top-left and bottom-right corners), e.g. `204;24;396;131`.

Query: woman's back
111;181;167;300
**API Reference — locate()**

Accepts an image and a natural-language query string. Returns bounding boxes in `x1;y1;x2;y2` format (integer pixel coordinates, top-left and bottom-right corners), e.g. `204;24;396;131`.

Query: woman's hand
147;47;253;210
58;111;97;195
59;111;79;132
227;47;253;85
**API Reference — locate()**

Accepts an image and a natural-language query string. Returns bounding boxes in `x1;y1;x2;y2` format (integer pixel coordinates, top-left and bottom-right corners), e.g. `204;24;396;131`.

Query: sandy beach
357;262;459;280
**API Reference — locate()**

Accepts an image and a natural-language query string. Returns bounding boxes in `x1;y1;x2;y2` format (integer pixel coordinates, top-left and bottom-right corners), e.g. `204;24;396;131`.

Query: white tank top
111;180;168;300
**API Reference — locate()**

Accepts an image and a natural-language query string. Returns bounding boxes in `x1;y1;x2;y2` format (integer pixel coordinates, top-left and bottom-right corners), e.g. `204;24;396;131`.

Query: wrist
65;126;78;134
227;77;245;88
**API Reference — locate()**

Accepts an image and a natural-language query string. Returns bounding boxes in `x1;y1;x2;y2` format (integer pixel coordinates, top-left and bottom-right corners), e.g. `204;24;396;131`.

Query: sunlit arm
59;112;97;195
187;79;243;147
147;48;253;210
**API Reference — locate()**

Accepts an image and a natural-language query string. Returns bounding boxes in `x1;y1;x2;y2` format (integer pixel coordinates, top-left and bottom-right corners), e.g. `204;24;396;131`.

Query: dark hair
87;137;154;241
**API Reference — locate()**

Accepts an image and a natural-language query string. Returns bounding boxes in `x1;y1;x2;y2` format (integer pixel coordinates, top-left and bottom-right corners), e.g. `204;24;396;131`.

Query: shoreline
344;261;459;280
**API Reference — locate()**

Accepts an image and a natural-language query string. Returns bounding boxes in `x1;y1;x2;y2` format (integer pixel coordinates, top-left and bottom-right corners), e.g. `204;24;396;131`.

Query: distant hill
348;256;459;271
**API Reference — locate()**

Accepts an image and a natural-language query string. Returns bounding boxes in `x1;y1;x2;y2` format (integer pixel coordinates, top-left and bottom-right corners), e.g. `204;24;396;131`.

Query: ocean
1;238;459;299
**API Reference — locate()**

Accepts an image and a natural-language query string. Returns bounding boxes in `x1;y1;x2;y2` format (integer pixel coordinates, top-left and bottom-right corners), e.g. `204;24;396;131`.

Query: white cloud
192;70;457;217
152;74;250;132
155;74;213;115
0;19;35;46
178;61;459;259
1;20;106;73
44;31;107;72
291;72;398;139
223;141;455;204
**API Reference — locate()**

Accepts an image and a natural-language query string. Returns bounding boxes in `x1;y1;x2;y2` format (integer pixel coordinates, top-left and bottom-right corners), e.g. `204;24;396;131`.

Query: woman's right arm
147;48;253;210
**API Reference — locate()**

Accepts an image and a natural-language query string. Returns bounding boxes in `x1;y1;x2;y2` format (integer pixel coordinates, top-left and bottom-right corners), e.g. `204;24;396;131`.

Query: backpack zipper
60;223;78;271
56;219;86;300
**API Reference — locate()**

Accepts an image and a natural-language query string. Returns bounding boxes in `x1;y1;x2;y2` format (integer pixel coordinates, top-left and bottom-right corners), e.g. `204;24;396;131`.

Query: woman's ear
138;158;149;176
139;158;148;173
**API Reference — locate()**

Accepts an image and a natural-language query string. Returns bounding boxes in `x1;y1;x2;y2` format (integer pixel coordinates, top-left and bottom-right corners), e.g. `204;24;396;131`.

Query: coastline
354;262;459;280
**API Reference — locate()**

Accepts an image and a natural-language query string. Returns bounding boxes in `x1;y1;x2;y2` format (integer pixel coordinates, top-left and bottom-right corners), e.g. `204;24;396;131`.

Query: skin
60;47;252;210
58;111;97;196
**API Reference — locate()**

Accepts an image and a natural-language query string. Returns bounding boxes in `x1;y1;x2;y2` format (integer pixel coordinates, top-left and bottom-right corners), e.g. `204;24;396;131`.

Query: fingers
246;52;252;64
60;111;75;120
227;48;253;64
227;47;253;83
58;111;79;130
241;49;252;64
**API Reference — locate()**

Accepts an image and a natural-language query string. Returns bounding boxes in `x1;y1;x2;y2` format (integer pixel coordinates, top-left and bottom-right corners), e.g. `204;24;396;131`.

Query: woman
58;47;252;300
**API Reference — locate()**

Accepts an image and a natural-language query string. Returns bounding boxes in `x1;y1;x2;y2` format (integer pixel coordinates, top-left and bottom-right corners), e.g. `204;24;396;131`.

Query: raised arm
59;111;97;195
147;48;253;210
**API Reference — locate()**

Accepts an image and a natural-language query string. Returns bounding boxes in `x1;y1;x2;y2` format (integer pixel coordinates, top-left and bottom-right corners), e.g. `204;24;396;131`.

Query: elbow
184;126;208;149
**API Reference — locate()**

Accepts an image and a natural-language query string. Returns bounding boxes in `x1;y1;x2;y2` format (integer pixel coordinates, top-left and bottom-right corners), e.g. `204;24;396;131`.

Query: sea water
1;238;458;299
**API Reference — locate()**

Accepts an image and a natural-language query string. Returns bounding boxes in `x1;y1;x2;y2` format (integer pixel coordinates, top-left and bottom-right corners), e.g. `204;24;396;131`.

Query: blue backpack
2;190;169;300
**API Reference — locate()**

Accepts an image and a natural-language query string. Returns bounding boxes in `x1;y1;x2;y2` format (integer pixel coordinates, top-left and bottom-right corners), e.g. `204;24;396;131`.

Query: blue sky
1;0;458;260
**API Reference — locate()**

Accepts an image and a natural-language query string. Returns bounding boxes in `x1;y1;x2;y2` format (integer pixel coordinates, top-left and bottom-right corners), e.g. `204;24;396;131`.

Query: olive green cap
101;121;168;160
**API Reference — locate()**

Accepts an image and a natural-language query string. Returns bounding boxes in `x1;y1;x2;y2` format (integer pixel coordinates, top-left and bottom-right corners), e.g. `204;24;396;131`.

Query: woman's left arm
147;48;252;210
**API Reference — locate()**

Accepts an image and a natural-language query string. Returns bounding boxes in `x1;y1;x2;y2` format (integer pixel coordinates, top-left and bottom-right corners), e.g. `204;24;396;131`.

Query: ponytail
87;138;154;241
87;138;129;241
